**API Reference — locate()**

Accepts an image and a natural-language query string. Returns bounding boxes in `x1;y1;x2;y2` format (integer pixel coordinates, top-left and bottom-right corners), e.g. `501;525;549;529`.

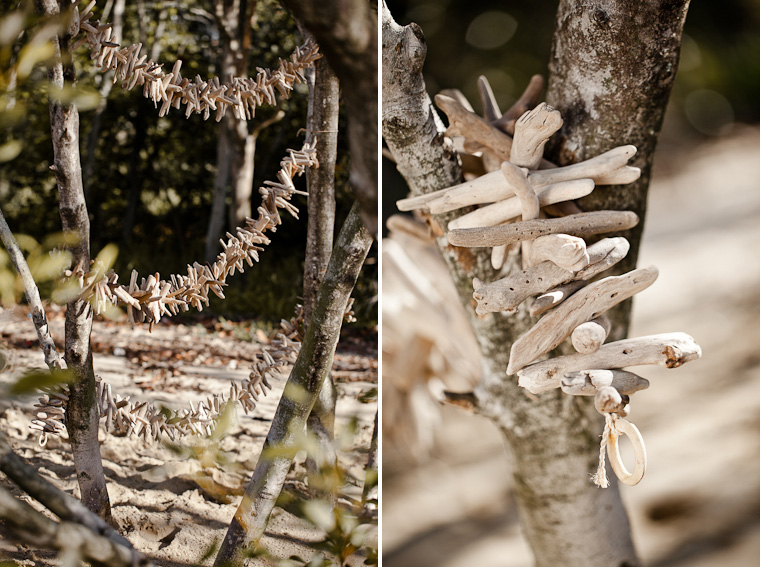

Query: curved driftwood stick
529;279;587;317
507;266;659;373
473;237;630;314
494;74;545;135
478;75;502;122
491;243;509;270
501;162;540;267
517;332;702;394
571;316;611;354
448;210;638;247
529;233;589;272
594;386;628;415
448;178;594;230
0;484;151;567
510;103;563;170
560;369;649;397
435;93;514;162
529;145;639;187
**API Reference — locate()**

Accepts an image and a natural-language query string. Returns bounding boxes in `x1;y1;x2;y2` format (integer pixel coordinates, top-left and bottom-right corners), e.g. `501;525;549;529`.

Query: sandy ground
0;311;377;566
383;126;760;566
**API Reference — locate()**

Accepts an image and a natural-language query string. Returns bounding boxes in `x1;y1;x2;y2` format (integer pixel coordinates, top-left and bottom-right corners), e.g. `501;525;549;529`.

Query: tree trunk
301;51;340;503
281;0;378;237
35;0;112;524
214;202;372;566
383;1;688;564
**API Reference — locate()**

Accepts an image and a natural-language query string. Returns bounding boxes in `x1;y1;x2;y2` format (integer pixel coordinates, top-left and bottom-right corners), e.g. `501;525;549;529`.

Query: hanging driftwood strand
61;143;317;328
68;0;321;122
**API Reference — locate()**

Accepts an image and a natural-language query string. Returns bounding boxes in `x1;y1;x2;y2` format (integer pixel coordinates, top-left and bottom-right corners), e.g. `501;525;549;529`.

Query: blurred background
1;0;377;328
382;1;760;566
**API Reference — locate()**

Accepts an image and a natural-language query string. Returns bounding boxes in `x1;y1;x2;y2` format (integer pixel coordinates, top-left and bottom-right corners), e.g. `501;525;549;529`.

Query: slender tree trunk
206;116;233;260
35;0;112;524
214;202;372;566
301;51;340;502
383;1;688;564
281;0;378;236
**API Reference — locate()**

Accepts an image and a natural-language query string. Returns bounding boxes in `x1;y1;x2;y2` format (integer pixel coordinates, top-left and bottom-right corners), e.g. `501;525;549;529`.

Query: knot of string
592;412;620;488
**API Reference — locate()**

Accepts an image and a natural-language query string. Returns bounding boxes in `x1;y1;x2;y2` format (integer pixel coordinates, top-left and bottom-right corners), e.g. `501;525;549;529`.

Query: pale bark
36;0;112;524
214;203;372;566
301;45;340;503
0;207;64;370
382;0;690;564
281;0;378;236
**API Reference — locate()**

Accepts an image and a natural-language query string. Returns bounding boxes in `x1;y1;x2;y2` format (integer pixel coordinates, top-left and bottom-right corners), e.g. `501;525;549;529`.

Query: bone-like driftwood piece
528;145;639;187
448;179;595;230
478;75;502;122
571;316;611;354
560;369;650;396
510;103;563;170
501;162;540;267
517;332;702;393
594;386;628;415
529;279;587;317
473;237;630;314
494;74;545;135
507;266;659;373
435;94;514;162
529;234;589;272
396;169;504;212
448;211;639;247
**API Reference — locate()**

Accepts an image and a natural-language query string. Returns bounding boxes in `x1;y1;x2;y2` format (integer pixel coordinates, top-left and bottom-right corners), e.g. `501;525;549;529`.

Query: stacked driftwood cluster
69;0;321;121
399;76;702;486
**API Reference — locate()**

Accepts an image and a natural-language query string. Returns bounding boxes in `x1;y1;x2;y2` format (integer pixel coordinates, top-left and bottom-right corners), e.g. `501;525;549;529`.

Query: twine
592;412;620;488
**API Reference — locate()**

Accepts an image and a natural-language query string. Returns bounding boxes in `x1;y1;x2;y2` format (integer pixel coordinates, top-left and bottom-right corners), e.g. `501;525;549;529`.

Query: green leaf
9;368;75;396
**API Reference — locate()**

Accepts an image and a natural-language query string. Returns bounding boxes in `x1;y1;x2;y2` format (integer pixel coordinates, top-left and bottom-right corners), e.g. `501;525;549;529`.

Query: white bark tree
382;0;689;564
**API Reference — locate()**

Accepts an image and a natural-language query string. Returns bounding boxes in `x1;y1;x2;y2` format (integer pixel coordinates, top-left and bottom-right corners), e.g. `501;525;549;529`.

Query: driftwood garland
69;0;321;122
407;78;703;487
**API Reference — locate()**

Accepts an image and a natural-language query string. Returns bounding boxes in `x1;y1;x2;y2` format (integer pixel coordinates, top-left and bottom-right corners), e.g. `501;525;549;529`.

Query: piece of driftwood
435;93;514;162
493;74;545;135
529;234;589;272
490;243;510;270
501;162;540;267
607;418;647;486
448;179;595;230
571;316;611;354
517;332;702;393
448;210;639;247
594;386;628;415
509;103;563;170
529;279;587;317
543;200;584;217
477;75;501;123
529;145;639;187
507;266;659;373
560;369;650;396
473;237;629;314
385;214;433;243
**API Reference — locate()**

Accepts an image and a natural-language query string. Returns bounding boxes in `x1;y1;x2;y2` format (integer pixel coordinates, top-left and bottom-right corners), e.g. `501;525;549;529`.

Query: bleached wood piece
529;279;587;317
571;316;611;354
608;418;647;486
529;234;589;272
473;237;629;314
448;211;638;247
507;266;658;373
398;169;508;213
501;162;540;268
448;178;594;230
560;369;650;396
439;88;475;112
509;103;563;170
385;214;432;242
494;74;545;135
435;94;514;162
477;75;501;122
529;145;639;187
594;386;627;415
517;332;702;393
491;243;509;270
594;166;641;186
